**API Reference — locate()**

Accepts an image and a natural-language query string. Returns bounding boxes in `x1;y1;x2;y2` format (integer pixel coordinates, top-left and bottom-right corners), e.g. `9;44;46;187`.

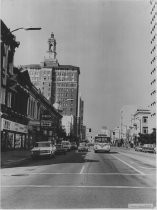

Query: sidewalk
1;150;31;167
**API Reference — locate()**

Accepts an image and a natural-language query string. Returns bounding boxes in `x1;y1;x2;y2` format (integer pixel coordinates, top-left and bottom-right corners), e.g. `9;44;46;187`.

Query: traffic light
113;132;115;135
89;128;91;132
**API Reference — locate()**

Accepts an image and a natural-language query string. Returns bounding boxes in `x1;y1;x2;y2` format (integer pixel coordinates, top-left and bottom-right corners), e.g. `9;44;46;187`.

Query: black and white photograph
1;0;156;209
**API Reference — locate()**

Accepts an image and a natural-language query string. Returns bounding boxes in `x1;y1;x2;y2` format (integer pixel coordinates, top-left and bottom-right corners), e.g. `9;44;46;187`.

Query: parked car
55;144;66;155
142;144;155;153
134;146;143;152
71;142;78;150
31;141;56;159
78;142;88;152
153;146;156;154
61;141;71;151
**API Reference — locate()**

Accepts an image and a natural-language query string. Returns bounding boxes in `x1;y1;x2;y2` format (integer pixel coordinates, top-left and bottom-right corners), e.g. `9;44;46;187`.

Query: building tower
43;32;58;67
150;0;156;131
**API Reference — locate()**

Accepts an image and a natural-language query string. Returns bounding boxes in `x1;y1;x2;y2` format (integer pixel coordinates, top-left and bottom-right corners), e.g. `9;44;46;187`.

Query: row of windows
151;56;156;64
151;90;156;95
151;79;156;85
57;88;74;92
43;71;51;75
31;77;40;81
151;45;156;54
151;67;156;74
150;1;156;15
1;90;12;108
55;71;75;76
150;22;157;34
61;103;73;107
29;71;40;76
27;97;40;120
55;77;75;82
151;113;156;117
56;83;77;87
151;34;156;44
151;101;156;106
150;12;157;24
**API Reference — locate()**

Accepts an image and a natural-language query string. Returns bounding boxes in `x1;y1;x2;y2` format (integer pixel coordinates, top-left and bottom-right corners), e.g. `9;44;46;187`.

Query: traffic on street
1;146;156;209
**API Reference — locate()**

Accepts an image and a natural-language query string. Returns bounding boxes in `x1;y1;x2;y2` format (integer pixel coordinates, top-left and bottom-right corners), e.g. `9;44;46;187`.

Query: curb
1;157;31;168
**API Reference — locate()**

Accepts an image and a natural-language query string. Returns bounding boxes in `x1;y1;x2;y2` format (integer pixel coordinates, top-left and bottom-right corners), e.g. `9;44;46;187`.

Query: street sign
41;121;52;127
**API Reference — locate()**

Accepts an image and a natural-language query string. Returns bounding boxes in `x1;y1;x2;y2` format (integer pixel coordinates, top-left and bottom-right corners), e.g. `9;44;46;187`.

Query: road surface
1;147;156;208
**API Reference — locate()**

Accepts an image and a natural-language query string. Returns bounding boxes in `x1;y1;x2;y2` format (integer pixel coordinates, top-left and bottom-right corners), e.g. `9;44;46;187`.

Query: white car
61;141;71;151
31;141;56;159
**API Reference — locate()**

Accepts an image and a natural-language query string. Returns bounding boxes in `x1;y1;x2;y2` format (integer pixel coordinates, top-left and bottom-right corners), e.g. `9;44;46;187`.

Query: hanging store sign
41;120;52;127
1;118;28;133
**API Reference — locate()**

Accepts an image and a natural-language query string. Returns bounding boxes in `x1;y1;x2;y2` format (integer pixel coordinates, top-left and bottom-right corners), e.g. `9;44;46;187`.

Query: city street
1;147;156;209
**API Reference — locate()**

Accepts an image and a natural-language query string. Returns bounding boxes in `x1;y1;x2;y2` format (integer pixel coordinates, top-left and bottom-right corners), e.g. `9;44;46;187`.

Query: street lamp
10;27;42;33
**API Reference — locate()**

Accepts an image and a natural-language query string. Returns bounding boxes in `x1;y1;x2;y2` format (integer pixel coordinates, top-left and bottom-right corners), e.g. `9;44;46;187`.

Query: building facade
77;97;84;140
133;109;151;136
24;33;80;138
150;0;156;130
1;21;62;151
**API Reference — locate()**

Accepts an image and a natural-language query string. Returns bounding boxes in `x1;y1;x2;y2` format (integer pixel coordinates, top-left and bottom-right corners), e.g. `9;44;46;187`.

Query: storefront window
14;134;22;149
7;133;14;150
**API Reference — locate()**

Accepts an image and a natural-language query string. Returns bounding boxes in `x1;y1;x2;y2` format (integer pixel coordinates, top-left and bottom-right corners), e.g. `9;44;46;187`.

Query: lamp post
10;27;42;33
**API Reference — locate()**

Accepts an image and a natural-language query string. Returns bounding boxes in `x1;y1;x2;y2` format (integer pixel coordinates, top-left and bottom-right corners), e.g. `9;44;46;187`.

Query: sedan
55;144;66;155
31;141;56;159
78;143;88;152
134;146;143;152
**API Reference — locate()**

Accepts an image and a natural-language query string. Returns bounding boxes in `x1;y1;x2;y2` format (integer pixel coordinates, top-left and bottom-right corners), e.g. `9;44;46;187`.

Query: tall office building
23;33;80;136
150;0;156;130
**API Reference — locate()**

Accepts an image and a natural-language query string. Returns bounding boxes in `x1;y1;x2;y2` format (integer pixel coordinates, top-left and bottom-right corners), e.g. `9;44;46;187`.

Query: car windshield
95;137;109;143
62;142;69;145
35;142;51;147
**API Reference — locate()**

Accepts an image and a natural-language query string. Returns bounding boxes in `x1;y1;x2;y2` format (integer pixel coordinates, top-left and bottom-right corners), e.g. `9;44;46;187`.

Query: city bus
94;135;111;153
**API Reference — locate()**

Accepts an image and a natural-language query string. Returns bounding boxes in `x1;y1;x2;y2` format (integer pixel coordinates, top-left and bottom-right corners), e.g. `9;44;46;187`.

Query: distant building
77;97;84;139
23;33;80;138
133;108;151;135
149;0;156;130
120;105;137;139
61;115;74;136
82;125;86;141
86;127;94;143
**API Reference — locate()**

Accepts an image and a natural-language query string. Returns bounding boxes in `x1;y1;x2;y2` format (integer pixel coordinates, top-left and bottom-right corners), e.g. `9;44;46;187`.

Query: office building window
7;92;12;108
143;127;148;134
1;88;6;104
143;117;148;123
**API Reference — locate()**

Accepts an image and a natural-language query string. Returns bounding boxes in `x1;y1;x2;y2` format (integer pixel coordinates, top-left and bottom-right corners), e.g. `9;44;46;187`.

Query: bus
94;135;111;153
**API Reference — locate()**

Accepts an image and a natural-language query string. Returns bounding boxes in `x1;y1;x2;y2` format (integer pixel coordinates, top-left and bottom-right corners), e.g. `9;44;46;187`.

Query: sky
1;0;152;133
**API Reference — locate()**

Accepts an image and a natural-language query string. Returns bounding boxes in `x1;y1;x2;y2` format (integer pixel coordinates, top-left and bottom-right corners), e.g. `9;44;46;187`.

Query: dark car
71;142;78;150
134;146;143;152
55;144;66;155
78;143;88;152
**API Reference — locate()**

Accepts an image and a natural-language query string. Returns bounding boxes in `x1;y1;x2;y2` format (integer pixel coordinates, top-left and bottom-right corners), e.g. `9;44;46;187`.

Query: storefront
1;118;28;151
